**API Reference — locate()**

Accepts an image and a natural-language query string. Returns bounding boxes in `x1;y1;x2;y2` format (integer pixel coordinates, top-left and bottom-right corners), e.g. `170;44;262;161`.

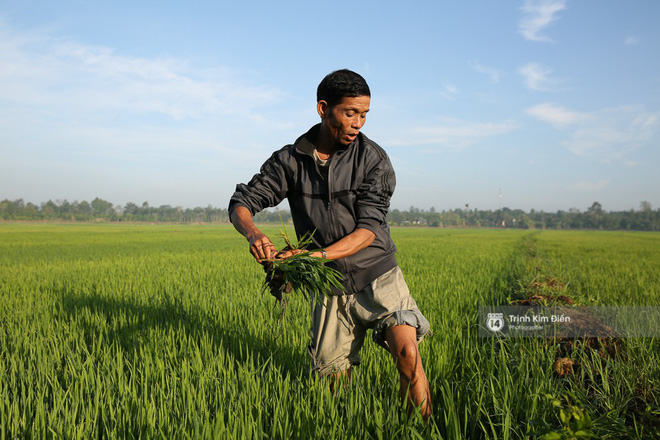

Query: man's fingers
250;246;262;262
250;243;264;261
251;241;277;262
267;243;278;259
260;242;276;260
276;249;302;260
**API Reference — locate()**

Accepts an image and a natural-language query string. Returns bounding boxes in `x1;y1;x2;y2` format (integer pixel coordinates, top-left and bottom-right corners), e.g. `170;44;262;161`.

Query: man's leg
385;324;432;421
309;294;364;391
329;367;352;395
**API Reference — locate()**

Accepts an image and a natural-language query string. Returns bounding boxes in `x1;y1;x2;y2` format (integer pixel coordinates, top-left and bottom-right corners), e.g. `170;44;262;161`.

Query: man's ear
317;100;328;119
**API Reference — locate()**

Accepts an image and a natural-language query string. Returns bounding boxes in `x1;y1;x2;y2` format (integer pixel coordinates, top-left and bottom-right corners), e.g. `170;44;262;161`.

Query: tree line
388;201;658;231
0;198;291;224
0;198;658;231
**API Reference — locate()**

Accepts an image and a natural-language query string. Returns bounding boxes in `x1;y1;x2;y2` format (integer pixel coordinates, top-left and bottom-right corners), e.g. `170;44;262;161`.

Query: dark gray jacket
228;124;398;294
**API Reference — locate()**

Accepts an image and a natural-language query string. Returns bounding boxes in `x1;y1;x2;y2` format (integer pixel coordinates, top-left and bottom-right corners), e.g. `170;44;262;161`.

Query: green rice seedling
0;224;657;439
262;227;343;304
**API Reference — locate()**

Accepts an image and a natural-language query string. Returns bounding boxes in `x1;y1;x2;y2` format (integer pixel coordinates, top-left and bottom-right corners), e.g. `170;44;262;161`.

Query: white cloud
440;82;458;100
519;0;567;42
625;36;640;45
0;24;284;122
383;118;517;149
519;63;561;91
0;22;302;207
526;103;588;127
567;110;658;159
443;83;458;94
469;59;501;83
574;180;609;191
526;103;660;161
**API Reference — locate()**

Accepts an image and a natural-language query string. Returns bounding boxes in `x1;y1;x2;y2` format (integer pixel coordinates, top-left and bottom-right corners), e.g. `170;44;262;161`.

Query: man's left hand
275;248;303;259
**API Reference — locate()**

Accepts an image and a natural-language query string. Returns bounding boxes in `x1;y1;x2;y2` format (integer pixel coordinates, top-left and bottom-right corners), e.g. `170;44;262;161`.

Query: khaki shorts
308;266;431;375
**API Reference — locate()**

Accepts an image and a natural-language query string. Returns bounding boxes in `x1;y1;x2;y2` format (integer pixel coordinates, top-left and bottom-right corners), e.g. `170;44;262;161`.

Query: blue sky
1;0;658;212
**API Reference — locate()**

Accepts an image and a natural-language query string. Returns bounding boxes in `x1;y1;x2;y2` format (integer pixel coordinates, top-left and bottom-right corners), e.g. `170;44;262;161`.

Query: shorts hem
312;358;360;376
372;309;432;350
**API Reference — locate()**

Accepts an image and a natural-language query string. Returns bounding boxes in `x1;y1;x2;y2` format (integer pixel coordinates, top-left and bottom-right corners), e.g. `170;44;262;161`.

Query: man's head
316;69;371;147
316;69;371;108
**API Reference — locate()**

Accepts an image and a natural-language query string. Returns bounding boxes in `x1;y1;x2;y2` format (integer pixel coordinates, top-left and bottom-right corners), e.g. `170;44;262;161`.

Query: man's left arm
307;228;375;260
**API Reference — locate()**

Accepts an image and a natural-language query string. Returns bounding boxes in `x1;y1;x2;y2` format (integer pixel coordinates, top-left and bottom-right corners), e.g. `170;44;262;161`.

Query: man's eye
345;112;355;117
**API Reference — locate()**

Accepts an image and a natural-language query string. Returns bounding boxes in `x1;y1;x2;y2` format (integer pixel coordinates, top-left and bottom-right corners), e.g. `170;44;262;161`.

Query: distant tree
78;200;91;214
24;202;39;219
73;200;91;220
388;209;404;225
42;201;59;219
640;201;652;212
585;201;604;229
56;199;71;215
91;198;114;218
124;202;139;217
588;201;603;215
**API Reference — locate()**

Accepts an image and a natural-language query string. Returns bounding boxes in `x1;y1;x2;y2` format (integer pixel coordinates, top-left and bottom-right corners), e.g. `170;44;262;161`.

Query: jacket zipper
326;153;354;293
326;156;339;247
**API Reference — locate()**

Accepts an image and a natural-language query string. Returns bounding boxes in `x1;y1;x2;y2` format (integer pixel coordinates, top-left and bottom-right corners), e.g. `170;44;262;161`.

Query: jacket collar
294;123;356;156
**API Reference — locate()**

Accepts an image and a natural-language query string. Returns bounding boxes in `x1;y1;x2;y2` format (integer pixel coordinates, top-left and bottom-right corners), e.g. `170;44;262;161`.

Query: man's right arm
229;150;289;262
230;206;278;262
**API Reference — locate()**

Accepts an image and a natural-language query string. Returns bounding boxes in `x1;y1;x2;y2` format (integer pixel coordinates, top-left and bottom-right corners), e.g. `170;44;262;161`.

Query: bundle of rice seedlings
262;227;343;305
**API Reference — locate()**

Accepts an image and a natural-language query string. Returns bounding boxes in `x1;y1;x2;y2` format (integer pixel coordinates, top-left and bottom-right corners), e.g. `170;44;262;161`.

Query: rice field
0;223;658;439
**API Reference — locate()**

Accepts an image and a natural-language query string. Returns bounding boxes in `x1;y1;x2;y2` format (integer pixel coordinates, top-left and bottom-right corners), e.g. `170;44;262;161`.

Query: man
228;69;432;419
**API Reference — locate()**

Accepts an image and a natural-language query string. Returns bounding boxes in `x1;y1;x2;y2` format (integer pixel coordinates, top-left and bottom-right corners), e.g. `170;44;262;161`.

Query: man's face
318;95;371;146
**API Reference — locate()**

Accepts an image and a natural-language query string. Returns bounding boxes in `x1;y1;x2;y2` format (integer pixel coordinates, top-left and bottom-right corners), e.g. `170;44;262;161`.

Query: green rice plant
529;394;595;439
262;227;343;304
0;224;657;439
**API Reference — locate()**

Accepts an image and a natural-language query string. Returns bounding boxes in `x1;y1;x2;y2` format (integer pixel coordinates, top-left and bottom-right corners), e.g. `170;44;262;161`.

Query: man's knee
391;341;421;376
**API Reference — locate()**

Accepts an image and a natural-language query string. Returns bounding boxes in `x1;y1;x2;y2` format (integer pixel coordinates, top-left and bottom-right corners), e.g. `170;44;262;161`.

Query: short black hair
316;69;371;108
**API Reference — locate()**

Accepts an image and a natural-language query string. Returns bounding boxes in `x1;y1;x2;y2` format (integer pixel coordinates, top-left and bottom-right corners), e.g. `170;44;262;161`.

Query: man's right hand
230;206;278;263
248;233;277;262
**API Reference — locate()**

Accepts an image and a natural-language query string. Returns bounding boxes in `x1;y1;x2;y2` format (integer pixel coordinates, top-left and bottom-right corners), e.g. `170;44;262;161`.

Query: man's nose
352;116;365;129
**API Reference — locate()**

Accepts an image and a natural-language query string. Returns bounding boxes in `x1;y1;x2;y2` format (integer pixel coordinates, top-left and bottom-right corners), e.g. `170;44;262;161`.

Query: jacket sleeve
354;149;396;234
228;150;289;218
